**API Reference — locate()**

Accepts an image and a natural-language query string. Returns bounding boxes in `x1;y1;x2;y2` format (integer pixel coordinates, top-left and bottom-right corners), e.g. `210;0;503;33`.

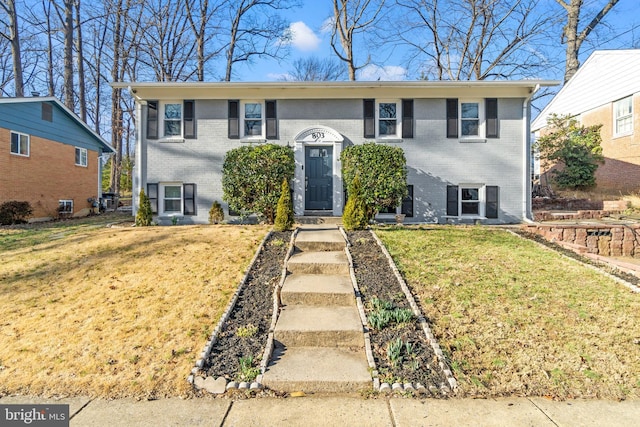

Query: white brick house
114;81;557;224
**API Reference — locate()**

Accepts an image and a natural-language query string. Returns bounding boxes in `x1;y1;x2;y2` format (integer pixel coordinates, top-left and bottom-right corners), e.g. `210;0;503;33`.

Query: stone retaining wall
532;198;626;211
522;223;640;257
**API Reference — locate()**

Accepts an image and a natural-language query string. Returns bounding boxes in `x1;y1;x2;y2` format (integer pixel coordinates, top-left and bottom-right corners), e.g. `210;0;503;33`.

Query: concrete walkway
1;395;638;426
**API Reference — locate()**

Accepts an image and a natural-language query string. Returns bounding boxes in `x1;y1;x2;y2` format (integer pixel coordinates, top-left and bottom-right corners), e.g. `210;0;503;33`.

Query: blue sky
235;0;640;82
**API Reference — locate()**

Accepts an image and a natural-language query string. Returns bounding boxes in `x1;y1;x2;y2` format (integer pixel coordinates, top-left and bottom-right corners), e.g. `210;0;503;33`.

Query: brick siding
0;128;100;219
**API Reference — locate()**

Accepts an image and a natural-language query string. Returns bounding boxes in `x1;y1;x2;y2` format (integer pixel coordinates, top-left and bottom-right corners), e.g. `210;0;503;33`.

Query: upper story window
164;103;182;136
147;100;195;140
378;101;398;137
447;98;498;140
10;131;29;157
460;102;480;137
364;99;413;139
228;100;277;140
614;96;633;137
243;101;263;137
75;147;88;167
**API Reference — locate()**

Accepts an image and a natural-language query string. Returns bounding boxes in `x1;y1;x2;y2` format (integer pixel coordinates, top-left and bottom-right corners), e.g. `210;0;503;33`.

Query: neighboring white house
114;80;557;224
532;50;640;193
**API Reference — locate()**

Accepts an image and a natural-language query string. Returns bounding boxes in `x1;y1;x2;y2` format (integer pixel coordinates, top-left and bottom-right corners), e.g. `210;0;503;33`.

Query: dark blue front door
305;146;333;210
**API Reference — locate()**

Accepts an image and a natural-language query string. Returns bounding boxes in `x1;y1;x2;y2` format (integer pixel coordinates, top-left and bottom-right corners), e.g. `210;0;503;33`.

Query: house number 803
312;132;325;140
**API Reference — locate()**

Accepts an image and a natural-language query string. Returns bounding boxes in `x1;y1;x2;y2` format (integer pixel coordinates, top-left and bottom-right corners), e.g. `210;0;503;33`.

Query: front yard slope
375;226;640;400
0;221;269;399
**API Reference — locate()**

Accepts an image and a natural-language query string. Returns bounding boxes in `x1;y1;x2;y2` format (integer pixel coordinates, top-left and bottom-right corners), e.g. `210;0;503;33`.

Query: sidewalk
1;395;638;426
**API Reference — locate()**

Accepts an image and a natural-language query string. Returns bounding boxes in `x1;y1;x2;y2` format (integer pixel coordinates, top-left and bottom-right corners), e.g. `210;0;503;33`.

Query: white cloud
286;21;321;52
357;64;407;81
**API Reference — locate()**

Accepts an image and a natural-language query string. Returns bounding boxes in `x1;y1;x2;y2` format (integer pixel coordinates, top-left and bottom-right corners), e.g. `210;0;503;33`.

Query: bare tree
75;0;86;120
283;56;347;81
137;0;197;82
185;0;226;81
223;0;296;81
0;0;24;96
330;0;385;81
391;0;553;81
556;0;619;83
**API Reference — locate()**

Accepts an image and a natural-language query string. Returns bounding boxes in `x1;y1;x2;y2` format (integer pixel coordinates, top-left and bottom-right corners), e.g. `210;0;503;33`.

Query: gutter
522;84;540;224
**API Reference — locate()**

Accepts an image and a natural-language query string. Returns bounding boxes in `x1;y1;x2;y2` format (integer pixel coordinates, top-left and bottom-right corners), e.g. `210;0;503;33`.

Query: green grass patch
375;225;640;400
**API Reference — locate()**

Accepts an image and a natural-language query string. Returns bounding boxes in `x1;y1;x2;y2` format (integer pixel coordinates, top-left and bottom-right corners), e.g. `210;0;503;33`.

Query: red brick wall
0;127;100;219
537;94;640;193
579;96;640;193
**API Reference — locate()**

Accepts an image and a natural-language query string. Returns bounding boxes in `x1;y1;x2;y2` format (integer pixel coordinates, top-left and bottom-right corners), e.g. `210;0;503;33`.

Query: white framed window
164;103;182;137
58;200;73;216
242;101;264;138
10;131;29;157
161;184;183;215
446;184;499;219
614;96;633;137
460;100;483;138
377;100;399;137
75;147;88;167
460;186;481;215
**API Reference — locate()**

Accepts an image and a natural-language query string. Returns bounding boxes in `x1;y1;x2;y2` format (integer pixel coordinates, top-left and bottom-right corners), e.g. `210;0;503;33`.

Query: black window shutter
486;98;498;138
147;183;158;214
147;101;158;140
363;99;375;138
183;183;196;215
447;185;459;216
402;99;414;139
401;185;414;217
266;100;277;139
184;100;195;139
446;99;458;138
486;185;499;218
228;100;239;139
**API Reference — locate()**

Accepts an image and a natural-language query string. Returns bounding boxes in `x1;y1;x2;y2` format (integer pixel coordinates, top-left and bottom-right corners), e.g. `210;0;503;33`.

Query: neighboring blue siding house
114;81;557;224
0;97;114;220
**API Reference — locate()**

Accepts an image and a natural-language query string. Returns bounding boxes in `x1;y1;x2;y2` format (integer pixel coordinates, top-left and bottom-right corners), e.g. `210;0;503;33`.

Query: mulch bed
202;227;450;395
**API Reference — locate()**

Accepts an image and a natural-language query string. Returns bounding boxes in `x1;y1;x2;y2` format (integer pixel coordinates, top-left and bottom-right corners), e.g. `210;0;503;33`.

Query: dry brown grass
376;226;640;400
0;216;269;399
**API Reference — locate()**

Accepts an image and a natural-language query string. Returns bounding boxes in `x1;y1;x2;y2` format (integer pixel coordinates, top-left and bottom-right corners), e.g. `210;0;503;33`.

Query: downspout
522;84;540;224
129;86;144;219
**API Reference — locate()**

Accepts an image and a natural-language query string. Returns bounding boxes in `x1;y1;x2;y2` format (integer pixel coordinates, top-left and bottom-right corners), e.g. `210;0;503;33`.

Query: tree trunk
75;0;86;121
558;0;619;83
63;0;74;109
1;0;24;96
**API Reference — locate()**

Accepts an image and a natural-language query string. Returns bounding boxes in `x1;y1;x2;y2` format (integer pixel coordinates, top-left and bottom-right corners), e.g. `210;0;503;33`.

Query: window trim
152;182;197;217
162;102;183;138
160;183;183;215
10;131;30;157
376;99;401;139
58;200;73;216
240;100;265;140
613;95;633;137
459;99;484;140
75;147;88;167
445;184;499;219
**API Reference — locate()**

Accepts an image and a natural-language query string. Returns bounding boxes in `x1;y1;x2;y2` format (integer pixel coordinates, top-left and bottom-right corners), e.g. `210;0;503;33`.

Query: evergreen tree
274;178;294;231
135;189;153;226
342;175;368;230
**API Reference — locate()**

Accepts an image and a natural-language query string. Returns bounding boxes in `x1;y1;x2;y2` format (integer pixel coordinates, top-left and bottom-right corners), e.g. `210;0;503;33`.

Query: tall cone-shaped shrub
274;178;294;231
342;175;368;230
135;189;153;226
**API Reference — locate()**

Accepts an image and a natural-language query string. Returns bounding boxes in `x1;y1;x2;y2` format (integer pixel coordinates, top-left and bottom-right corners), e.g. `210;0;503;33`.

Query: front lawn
376;226;640;400
0;214;269;399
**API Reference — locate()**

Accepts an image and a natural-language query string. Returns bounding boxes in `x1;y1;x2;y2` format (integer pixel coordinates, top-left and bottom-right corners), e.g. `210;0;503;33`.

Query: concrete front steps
262;227;371;393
